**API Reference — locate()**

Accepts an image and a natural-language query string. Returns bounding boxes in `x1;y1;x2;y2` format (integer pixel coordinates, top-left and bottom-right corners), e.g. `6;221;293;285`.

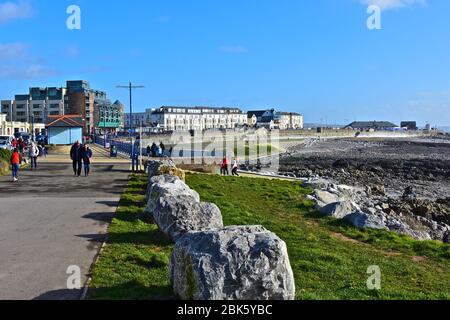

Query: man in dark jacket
70;141;83;177
150;142;158;158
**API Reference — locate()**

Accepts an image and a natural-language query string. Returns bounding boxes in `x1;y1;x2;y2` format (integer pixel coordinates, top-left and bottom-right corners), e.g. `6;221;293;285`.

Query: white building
0;113;45;136
276;112;304;130
247;109;304;130
151;106;247;131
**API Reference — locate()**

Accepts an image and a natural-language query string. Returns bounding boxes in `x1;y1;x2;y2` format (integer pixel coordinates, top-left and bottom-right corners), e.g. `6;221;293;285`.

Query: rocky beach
244;135;450;242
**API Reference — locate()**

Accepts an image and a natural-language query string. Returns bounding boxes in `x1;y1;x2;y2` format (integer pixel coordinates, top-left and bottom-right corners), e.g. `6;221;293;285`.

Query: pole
129;82;132;132
32;115;35;142
139;119;143;171
104;106;107;148
116;82;145;172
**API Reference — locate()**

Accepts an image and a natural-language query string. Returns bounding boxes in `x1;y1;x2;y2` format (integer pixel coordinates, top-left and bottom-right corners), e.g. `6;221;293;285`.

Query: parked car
14;132;31;143
0;135;15;150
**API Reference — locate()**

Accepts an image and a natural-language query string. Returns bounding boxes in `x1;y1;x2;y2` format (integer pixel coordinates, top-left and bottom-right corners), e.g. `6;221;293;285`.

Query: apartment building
140;106;247;131
1;81;124;135
277;112;304;130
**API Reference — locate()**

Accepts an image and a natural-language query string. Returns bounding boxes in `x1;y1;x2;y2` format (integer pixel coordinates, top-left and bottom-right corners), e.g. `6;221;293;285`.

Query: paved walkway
39;145;131;164
0;160;130;300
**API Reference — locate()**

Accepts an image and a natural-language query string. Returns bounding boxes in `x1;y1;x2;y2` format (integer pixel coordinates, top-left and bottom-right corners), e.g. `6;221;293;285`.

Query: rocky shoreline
242;136;450;242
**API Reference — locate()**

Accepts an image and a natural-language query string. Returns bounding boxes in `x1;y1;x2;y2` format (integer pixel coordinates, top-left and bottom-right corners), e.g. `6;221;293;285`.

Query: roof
247;111;267;118
345;121;398;129
260;116;275;123
154;106;244;115
46;115;84;128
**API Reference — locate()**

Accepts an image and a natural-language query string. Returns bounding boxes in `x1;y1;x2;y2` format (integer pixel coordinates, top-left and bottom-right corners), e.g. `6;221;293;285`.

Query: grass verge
87;174;174;300
88;172;450;300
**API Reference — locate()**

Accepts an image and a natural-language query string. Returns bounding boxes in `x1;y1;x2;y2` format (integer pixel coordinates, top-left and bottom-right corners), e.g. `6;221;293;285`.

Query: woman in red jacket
11;148;21;182
220;157;229;176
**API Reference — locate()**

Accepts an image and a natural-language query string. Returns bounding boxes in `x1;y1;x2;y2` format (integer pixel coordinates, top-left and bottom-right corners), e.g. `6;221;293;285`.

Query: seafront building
1;80;124;135
0;113;45;136
247;109;304;130
345;121;399;131
126;106;248;131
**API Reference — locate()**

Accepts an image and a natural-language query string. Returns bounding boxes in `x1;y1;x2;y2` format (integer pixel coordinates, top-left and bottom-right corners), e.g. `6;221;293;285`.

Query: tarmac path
0;155;130;300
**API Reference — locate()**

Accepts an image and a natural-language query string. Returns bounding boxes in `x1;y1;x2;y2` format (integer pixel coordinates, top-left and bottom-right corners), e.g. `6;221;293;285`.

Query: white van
0;135;15;151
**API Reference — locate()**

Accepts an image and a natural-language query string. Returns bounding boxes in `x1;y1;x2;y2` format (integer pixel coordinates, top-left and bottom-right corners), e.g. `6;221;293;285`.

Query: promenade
0;146;131;299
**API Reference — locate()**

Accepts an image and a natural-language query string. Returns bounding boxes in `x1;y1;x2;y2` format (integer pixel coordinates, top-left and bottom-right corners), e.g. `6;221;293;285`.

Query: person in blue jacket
131;148;139;172
81;144;93;177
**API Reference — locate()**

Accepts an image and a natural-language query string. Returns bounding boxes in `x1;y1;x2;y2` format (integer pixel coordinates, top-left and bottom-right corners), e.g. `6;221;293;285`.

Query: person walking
232;158;239;176
28;141;39;171
11;138;17;149
146;145;151;157
131;148;139;172
11;148;21;182
81;144;93;177
151;142;157;158
220;157;229;176
70;141;83;177
160;142;166;156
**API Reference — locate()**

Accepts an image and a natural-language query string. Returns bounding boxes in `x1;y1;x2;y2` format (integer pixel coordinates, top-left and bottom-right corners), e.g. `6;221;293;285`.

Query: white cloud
0;42;56;79
218;46;249;54
0;0;33;24
0;64;56;79
362;0;427;10
0;42;29;60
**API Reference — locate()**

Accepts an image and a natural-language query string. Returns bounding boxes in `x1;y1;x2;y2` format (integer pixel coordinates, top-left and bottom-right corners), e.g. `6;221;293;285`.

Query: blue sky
1;0;449;126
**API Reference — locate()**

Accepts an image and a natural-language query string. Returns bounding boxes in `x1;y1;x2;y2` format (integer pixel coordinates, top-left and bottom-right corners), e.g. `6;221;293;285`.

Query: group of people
146;142;172;158
10;139;45;182
70;141;93;177
220;157;239;176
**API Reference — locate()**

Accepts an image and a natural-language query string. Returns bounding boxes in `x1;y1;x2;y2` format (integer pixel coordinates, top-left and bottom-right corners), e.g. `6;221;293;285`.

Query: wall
48;127;82;145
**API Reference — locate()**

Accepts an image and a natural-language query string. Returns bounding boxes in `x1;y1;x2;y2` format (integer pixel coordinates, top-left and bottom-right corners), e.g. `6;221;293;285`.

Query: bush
0;158;10;175
0;149;12;162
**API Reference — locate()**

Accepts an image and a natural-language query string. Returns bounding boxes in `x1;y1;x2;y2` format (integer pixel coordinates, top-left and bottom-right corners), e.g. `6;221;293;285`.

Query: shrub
0;149;12;162
0;158;10;175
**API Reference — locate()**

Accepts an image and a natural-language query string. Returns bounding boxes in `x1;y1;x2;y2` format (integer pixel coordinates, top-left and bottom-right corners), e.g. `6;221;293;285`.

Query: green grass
87;174;174;300
88;173;450;300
